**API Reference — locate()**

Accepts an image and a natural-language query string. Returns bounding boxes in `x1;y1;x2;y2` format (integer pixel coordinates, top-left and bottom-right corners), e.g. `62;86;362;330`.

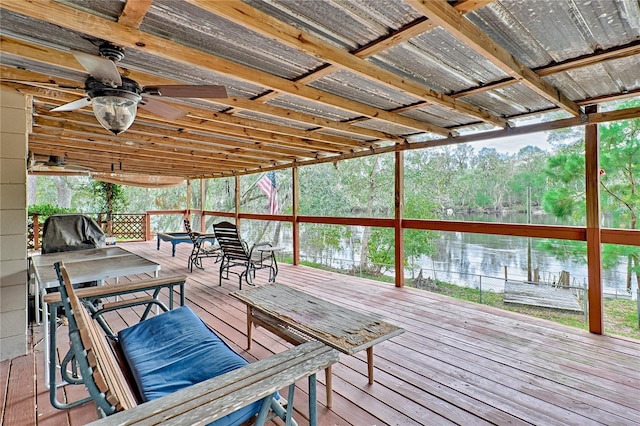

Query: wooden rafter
0;0;451;136
118;0;154;29
407;0;582;116
0;36;398;145
243;1;485;107
450;0;494;14
449;40;640;99
24;84;351;157
189;0;507;128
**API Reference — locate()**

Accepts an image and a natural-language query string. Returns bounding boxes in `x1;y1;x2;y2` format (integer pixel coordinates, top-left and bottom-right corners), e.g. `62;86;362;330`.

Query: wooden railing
29;213;149;250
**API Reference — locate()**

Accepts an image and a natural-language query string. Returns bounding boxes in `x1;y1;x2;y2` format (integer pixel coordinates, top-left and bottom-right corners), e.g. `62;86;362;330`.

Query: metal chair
184;219;221;272
213;221;276;289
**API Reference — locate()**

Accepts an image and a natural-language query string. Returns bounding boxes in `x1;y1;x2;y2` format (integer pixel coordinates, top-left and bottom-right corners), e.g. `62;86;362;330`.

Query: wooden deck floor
2;240;639;425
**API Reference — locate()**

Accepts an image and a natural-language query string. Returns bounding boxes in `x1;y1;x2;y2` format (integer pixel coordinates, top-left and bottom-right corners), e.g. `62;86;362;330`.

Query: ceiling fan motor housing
85;76;141;100
99;42;125;63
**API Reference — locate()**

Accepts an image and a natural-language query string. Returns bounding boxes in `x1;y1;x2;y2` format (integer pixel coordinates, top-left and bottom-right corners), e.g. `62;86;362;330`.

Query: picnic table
231;283;404;407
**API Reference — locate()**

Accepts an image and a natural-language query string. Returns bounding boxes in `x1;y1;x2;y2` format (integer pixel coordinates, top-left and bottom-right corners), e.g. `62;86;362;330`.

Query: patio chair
212;221;276;289
183;219;221;272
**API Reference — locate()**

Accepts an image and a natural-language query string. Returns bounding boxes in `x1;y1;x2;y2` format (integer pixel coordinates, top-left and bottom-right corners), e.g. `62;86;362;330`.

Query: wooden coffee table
231;283;404;407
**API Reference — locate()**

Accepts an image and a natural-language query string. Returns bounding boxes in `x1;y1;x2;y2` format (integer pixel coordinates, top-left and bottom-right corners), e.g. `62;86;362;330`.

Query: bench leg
254;395;273;425
247;307;253;349
325;365;332;408
308;374;317;426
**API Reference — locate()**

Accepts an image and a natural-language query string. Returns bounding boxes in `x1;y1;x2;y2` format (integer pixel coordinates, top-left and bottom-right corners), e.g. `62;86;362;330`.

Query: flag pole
241;172;267;198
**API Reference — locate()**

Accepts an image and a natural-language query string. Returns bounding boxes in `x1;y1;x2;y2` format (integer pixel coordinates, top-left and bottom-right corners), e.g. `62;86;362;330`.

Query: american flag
258;171;278;214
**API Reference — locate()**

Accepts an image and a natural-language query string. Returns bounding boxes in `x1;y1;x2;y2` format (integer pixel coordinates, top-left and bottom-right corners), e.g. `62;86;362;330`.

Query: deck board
5;240;640;425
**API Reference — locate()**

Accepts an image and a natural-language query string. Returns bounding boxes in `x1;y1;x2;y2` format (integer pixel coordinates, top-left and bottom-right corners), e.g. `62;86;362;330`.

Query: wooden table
29;246;161;389
230;283;404;407
254;245;282;282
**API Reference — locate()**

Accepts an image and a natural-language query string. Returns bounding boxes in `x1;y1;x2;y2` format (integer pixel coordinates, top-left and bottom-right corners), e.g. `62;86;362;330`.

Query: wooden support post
200;179;206;232
292;167;300;265
394;151;405;287
145;212;151;241
33;214;40;250
585;104;604;334
186;179;191;211
234;176;241;231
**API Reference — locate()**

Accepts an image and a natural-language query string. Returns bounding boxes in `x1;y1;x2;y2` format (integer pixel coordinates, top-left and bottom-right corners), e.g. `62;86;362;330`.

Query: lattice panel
111;214;145;241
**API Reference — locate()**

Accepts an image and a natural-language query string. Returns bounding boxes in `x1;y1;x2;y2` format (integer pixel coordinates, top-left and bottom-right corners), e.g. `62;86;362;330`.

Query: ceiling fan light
92;95;140;135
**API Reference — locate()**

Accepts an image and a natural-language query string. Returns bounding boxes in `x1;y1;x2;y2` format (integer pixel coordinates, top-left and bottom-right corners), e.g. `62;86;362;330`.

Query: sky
469;131;552;154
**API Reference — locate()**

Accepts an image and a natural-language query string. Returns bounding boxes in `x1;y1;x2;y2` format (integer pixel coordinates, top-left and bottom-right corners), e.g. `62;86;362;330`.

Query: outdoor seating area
3;240;639;425
2;1;640;424
183;219;221;272
52;261;335;425
213;221;280;288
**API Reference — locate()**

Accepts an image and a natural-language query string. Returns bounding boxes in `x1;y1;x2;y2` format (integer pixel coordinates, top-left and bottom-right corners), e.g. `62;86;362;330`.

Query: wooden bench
53;262;339;425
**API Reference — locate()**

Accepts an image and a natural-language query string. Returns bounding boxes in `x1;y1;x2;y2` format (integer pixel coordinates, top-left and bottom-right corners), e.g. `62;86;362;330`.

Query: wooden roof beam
189;0;506;128
407;0;582;116
36;113;318;161
28;142;230;176
0;40;383;148
118;0;154;29
28;134;256;170
10;75;362;156
1;0;450;136
450;40;640;99
449;1;494;14
30;119;265;168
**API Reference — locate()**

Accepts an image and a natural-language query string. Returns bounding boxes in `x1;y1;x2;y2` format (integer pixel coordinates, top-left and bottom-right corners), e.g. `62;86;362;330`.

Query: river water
418;213;635;298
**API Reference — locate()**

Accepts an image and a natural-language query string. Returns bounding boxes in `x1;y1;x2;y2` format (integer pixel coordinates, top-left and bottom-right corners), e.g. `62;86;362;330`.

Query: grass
290;258;640;340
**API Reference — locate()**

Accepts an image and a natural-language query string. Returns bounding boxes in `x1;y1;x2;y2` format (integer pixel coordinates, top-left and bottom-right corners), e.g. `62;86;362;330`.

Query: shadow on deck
2;240;639;425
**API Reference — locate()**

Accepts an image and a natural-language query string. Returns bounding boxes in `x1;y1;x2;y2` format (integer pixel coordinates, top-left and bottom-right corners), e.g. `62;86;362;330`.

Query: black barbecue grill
41;214;106;289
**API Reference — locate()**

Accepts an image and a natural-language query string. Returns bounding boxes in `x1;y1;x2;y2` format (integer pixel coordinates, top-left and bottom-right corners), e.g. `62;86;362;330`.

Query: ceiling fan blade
139;97;186;120
71;49;122;85
51;97;92;112
142;85;228;98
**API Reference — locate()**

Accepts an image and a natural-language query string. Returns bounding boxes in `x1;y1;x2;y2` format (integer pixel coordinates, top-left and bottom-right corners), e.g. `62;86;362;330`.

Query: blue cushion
118;306;262;426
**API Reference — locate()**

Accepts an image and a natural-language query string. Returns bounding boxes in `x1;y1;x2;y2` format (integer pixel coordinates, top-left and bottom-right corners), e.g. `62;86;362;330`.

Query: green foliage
542;187;579;217
92;181;128;214
542;100;640;290
28;203;71;215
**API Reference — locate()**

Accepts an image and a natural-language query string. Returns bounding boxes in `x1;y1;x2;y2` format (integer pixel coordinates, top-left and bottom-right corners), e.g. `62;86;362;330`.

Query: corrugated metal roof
246;0;423;49
1;0;638;178
373;27;509;93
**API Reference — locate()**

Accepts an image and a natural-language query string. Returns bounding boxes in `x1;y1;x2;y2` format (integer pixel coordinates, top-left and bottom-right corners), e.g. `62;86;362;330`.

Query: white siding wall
0;89;30;360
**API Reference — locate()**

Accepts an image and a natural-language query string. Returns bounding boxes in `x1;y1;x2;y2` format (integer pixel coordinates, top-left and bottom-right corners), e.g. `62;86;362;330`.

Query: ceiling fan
50;42;228;135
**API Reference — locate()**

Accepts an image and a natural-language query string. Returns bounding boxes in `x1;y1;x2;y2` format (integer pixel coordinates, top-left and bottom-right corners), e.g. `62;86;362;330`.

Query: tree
542;100;640;291
92;181;128;234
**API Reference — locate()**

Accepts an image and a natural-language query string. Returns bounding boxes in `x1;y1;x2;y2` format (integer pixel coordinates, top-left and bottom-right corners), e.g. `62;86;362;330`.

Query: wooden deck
2;240;639;425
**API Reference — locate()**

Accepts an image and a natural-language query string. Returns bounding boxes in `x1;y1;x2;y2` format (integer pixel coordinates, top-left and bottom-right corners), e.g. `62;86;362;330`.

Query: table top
255;246;282;253
157;232;214;239
30;246;161;288
231;283;404;354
